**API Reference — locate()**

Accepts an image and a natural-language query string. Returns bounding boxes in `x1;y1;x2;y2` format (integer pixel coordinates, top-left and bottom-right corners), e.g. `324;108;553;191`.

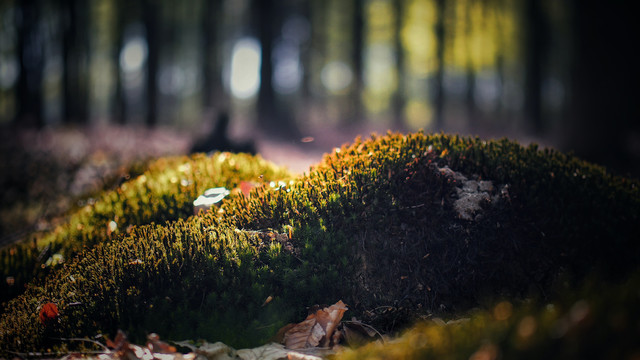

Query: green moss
224;132;639;314
0;152;290;305
1;132;638;355
1;216;296;350
335;271;640;359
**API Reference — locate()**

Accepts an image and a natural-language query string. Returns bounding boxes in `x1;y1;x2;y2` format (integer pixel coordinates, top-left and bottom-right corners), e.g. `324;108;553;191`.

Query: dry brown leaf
314;300;348;347
308;322;325;348
147;333;177;353
283;315;322;349
271;323;297;344
105;330;129;351
193;341;237;360
282;300;348;350
331;327;342;347
237;343;326;360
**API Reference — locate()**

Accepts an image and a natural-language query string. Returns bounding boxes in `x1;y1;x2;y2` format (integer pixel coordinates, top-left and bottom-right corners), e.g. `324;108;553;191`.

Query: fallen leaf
282;300;348;350
271;323;297;344
147;333;177;353
105;329;129;350
238;343;326;360
314;300;348;347
39;302;59;326
283;316;322;349
262;295;273;307
193;341;237;360
238;181;258;197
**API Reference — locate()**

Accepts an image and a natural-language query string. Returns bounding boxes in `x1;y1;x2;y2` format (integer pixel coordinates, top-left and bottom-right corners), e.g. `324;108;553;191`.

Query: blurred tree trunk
494;54;504;118
113;0;127;124
14;0;44;128
143;0;159;127
393;0;405;128
465;4;477;128
465;68;476;127
254;0;299;138
299;1;312;101
201;0;225;111
255;0;276;129
433;0;446;130
298;1;317;106
523;0;547;135
61;0;89;124
201;0;217;110
564;0;639;175
351;0;364;124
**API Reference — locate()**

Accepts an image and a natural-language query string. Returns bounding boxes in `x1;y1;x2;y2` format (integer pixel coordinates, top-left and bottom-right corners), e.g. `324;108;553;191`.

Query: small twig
52;336;110;351
342;320;385;343
373;305;396;312
6;349;107;358
254;322;279;330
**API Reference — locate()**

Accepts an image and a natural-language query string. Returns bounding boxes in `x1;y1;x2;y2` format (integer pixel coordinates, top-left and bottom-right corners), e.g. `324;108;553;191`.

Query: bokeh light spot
321;61;353;94
230;38;261;99
120;36;148;73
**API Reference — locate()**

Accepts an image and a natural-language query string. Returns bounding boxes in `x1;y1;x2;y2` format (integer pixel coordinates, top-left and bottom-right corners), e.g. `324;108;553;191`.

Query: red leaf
239;181;258;197
39;303;59;325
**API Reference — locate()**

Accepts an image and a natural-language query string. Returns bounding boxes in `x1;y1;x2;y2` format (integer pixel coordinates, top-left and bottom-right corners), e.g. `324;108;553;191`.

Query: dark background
0;0;638;177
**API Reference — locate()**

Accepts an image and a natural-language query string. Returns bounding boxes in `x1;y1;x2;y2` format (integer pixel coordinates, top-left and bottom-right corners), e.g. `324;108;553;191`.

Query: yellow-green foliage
0;152;291;304
0;215;294;350
40;152;290;253
226;132;640;312
336;272;640;360
1;132;639;356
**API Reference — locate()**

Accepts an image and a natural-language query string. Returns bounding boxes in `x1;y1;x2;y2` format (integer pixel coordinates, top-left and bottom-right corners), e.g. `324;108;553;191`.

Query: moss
1;216;296;351
0;152;290;305
335;271;640;359
225;132;639;316
1;132;639;355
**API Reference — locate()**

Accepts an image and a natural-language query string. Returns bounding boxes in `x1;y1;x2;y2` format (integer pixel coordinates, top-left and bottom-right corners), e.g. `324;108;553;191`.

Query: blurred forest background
0;0;638;176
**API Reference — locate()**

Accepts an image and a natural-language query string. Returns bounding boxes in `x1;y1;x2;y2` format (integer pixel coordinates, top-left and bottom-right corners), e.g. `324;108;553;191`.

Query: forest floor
0;122;563;248
0;124;323;247
1;124;639;359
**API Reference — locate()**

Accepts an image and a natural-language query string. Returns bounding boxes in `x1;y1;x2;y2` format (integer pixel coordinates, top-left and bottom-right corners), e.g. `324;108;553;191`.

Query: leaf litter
40;301;380;360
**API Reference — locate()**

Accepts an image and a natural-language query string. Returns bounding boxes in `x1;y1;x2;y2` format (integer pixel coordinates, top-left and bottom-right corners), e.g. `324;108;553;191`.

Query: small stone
478;180;494;192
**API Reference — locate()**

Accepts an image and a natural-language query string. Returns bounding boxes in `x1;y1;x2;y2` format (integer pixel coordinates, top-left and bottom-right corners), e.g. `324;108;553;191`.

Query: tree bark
351;0;364;124
254;0;299;138
61;0;89;124
465;3;477;128
392;0;405;128
15;0;44;128
565;0;639;175
143;0;159;127
201;0;225;111
113;0;127;124
523;0;547;135
433;0;446;130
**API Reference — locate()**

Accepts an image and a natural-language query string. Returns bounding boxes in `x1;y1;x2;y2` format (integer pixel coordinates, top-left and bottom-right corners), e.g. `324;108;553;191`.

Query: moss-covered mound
1;132;638;355
337;272;640;359
0;152;290;303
